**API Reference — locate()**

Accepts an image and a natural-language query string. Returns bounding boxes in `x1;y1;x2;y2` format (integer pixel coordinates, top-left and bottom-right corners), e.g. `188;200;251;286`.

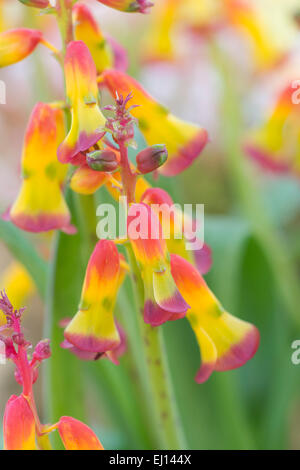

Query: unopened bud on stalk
33;339;51;361
18;0;50;8
136;144;168;174
87;150;118;172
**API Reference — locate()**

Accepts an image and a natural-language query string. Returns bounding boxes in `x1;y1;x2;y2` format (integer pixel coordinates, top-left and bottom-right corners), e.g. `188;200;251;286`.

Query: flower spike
101;69;208;176
0;28;42;68
171;254;259;383
9;103;71;233
128;203;189;326
57;41;106;164
64;240;121;354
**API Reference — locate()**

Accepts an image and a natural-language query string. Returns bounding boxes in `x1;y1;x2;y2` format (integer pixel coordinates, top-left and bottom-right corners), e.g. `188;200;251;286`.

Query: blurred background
0;0;300;449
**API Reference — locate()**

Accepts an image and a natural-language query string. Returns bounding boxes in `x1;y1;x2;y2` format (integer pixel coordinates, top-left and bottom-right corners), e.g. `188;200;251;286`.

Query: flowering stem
210;41;300;329
56;0;73;53
126;245;185;449
119;142;136;203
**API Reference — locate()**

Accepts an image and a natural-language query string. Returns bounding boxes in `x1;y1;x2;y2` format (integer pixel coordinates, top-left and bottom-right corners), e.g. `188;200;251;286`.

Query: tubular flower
128;203;190;326
73;3;127;74
58;417;104;450
225;0;296;70
9;103;71;233
101;69;208;176
57;41;106;164
70;164;110;195
96;0;153;14
171;254;260;383
0;28;43;68
141;187;212;275
0;263;35;324
3;394;36;450
64;240;121;354
244;85;300;177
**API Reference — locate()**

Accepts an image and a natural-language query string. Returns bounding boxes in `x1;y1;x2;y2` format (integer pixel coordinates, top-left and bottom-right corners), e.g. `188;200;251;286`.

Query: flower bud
96;0;153;14
33;339;51;361
87;150;118;172
0;28;43;68
136;144;168;174
18;0;49;8
3;395;36;450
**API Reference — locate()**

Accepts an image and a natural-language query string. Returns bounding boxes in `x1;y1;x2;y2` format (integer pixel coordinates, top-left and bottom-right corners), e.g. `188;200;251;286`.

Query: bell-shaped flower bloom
58;417;103;450
73;3;127;74
64;240;121;354
9;103;71;233
0;263;35;324
171;254;259;383
128;203;189;326
101;69;208;176
0;28;42;68
57;41;106;164
3;394;36;450
141;187;212;275
225;0;296;71
96;0;153;14
244;85;300;177
70;164;110;195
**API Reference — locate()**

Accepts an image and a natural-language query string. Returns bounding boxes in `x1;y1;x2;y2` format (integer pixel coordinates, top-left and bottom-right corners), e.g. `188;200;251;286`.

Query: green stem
126;245;186;450
210;40;300;329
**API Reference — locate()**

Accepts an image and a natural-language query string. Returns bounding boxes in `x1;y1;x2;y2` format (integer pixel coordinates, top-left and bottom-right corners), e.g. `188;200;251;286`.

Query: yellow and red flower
64;240;121;354
9;102;71;233
3;394;36;450
0;28;42;68
96;0;153;14
171;254;259;383
101;69;208;176
128;203;189;326
57;41;106;164
141;187;212;275
244;84;300;177
58;417;104;450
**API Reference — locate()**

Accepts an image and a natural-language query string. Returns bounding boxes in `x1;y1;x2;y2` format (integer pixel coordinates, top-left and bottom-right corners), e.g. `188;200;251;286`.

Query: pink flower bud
87;150;119;172
32;339;51;361
18;0;49;7
136;144;168;174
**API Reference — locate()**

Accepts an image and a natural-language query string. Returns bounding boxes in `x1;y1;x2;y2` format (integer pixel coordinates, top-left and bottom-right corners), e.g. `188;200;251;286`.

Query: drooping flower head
244;84;300;177
3;395;36;450
57;41;106;164
0;28;43;68
96;0;153;14
58;417;104;450
73;3;128;74
64;240;121;354
141;187;212;275
9;102;71;233
128;203;189;326
101;69;208;176
171;254;260;383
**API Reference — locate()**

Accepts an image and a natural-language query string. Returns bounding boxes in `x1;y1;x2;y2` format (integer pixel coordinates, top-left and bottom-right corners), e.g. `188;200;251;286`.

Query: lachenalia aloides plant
0;0;260;450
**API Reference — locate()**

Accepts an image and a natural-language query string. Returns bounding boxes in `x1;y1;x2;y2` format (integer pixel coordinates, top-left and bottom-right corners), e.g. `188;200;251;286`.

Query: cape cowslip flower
64;240;121;354
3;394;36;450
171;254;260;383
96;0;153;14
101;69;208;176
0;28;42;68
87;149;119;172
57;41;106;164
244;85;300;177
141;187;212;275
136;144;168;174
57;417;104;450
128;203;189;326
9;102;71;233
0;262;35;324
18;0;50;7
73;3;127;74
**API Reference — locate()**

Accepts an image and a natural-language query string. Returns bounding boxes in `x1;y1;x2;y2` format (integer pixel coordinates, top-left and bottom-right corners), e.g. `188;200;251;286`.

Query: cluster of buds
0;292;103;450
